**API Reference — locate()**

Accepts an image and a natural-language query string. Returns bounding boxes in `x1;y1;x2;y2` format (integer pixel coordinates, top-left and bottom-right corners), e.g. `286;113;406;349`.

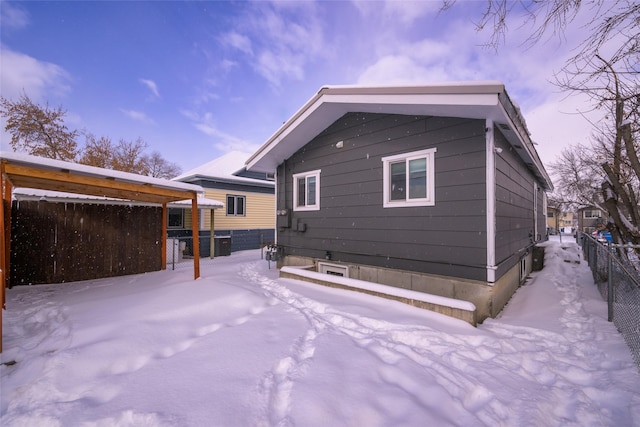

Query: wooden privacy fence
10;201;162;285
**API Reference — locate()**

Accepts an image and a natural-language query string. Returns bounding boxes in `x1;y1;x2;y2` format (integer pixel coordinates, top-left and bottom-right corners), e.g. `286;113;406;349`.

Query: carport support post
210;208;215;259
0;170;4;353
161;203;167;270
192;197;200;279
2;174;10;292
0;165;10;353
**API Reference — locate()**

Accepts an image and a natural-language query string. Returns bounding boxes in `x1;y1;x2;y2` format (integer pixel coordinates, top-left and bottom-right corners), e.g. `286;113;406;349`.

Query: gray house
247;82;553;322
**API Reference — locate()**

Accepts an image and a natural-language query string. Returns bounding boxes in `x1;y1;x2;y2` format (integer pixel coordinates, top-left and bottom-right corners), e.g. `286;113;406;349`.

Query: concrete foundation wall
280;267;477;326
281;254;529;323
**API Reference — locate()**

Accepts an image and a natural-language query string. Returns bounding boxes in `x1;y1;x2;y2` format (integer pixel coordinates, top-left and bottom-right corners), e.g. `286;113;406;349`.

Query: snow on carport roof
11;188;224;209
1;151;204;204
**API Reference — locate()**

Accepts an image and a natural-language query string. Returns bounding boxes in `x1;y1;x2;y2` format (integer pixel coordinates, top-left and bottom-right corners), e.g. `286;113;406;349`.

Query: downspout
486;119;497;283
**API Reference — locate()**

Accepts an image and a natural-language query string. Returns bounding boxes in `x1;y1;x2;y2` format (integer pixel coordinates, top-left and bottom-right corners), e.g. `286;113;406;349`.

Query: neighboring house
247;82;553;322
172;151;275;254
577;206;607;234
547;207;560;234
558;211;575;234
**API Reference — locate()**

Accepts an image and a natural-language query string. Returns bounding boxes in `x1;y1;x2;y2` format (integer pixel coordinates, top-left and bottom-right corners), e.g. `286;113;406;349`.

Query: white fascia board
322;92;499;110
247;91;501;173
494;103;553;191
247;92;327;172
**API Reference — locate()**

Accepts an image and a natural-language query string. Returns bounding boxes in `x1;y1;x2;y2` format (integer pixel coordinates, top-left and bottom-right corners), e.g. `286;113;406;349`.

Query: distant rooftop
174;150;274;187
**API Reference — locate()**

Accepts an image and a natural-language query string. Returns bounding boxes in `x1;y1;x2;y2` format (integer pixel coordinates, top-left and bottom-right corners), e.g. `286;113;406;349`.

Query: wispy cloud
183;110;257;153
352;0;439;25
0;45;71;101
0;2;30;31
120;108;155;125
139;78;160;99
220;31;253;55
222;2;326;88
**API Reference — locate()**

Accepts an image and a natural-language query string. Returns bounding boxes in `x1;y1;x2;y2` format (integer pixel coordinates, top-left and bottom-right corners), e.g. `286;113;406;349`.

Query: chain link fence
165;236;220;270
165;235;274;271
578;232;640;369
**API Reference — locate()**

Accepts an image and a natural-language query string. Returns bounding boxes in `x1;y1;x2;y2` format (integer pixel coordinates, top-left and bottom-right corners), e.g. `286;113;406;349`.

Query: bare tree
0;93;78;161
548;142;602;208
552;52;639;244
111;137;149;175
78;133;114;168
446;0;639;245
143;151;182;179
443;0;639;57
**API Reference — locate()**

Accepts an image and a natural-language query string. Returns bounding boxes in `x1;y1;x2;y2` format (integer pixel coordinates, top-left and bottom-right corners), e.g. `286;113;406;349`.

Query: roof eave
246;82;553;190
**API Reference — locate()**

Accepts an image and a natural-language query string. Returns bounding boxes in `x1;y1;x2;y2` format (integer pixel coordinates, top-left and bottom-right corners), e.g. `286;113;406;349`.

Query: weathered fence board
10;201;162;285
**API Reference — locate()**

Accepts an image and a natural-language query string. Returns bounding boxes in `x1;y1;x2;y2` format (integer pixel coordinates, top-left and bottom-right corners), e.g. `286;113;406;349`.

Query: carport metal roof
0;152;209;353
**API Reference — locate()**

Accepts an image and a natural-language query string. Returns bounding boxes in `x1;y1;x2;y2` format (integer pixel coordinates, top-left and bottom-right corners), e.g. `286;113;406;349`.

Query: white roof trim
246;82;552;190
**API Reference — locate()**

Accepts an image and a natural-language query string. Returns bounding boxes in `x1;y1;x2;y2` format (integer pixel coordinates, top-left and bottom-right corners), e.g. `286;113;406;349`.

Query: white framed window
226;195;246;216
293;169;321;211
382;148;436;208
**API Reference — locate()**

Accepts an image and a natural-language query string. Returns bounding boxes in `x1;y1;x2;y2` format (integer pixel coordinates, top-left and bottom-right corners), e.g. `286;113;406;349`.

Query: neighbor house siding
494;126;536;276
182;190;275;230
278;112;488;281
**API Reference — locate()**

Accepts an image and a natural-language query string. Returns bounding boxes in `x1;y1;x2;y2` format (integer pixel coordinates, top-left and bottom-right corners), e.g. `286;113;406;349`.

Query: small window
293;170;321;211
168;208;184;228
226;195;246;216
519;257;527;283
584;210;602;219
382;148;436;208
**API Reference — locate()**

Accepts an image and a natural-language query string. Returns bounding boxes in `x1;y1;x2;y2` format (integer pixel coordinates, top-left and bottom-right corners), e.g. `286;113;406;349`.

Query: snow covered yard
1;236;639;426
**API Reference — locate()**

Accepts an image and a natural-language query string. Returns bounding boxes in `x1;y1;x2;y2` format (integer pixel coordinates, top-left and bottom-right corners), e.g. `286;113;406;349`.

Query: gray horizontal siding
278;112;488;281
494;127;535;270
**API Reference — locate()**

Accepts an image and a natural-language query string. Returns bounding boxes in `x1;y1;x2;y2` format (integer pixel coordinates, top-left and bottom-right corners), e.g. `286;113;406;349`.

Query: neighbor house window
293;169;321;211
584;210;602;219
382;148;436;208
168;208;184;228
227;195;245;216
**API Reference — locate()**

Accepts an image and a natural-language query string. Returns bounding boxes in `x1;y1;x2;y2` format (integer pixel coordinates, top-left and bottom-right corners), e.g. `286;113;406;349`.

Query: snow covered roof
174;151;274;188
12;188;223;209
1;151;205;204
246;82;552;190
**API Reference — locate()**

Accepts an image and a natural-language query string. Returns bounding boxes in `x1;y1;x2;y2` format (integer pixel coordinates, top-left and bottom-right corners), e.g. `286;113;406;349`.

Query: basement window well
318;262;349;278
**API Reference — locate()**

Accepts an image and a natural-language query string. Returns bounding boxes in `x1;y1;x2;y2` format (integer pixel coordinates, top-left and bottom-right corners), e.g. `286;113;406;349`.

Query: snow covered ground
1;236;639;426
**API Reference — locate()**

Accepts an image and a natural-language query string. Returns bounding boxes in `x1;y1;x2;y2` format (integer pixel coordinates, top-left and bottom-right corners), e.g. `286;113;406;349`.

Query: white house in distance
247;82;553;323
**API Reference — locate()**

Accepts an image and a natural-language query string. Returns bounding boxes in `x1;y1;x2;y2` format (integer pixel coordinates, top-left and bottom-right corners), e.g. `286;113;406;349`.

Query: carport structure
0;152;206;352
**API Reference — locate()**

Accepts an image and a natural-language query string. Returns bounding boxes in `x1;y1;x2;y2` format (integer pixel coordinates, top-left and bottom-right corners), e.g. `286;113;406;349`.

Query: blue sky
1;1;603;173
